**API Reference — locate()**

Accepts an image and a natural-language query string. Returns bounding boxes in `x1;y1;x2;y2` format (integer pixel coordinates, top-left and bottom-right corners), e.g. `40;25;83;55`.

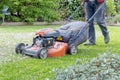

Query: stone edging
0;21;120;26
0;22;64;26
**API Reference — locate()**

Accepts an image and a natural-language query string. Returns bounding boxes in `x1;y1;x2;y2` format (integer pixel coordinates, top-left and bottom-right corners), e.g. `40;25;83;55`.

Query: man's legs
95;2;110;44
85;1;96;45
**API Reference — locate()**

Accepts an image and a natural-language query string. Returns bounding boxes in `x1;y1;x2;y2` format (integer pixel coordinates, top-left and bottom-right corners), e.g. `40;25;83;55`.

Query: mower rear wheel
69;46;78;55
15;43;25;54
37;47;48;59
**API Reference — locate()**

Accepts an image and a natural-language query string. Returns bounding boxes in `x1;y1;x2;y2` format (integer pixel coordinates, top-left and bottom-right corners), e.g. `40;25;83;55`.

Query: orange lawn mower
15;3;104;59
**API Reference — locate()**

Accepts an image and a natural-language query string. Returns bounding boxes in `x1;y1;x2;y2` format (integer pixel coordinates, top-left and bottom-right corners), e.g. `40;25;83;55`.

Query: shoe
104;34;110;44
84;42;96;46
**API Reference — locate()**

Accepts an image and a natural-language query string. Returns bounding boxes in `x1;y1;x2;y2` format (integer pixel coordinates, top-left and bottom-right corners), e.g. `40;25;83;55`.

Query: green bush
114;14;120;23
114;0;120;13
59;0;85;20
0;14;4;18
106;0;116;16
0;0;61;22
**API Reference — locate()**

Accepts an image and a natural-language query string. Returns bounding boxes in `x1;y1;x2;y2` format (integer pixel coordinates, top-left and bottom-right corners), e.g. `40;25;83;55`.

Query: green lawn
0;25;120;80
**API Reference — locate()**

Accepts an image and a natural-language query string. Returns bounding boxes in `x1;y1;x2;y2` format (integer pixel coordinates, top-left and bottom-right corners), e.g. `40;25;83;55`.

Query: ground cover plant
0;25;120;80
53;52;120;80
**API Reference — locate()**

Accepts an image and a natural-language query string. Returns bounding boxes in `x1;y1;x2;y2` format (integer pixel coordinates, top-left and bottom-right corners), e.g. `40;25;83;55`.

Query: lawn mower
15;3;104;59
15;21;89;59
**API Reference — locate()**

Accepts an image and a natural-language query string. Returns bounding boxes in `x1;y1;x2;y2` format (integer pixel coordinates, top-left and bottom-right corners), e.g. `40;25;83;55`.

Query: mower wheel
69;46;78;55
15;43;25;54
37;47;48;59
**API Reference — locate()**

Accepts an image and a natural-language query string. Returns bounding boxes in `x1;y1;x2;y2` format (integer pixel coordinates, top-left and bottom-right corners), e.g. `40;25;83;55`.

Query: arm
97;0;104;4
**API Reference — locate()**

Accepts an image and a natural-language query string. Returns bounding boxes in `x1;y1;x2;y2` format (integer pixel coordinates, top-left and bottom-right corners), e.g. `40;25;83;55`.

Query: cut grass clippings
0;25;120;80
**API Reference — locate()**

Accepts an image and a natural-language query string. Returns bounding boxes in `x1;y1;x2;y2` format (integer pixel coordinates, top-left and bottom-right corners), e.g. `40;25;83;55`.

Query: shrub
58;0;85;20
0;0;61;22
114;0;120;13
106;0;116;16
0;14;4;24
114;14;120;23
52;52;120;80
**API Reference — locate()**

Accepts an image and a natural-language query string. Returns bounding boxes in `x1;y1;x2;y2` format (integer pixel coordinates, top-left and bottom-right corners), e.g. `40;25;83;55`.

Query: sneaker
84;42;96;46
104;34;110;44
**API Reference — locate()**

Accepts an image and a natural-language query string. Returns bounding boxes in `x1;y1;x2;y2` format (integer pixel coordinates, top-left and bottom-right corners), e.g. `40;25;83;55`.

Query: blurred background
0;0;119;24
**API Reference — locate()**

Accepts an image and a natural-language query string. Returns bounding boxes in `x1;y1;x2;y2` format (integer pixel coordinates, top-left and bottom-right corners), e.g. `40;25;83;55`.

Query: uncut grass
0;25;120;80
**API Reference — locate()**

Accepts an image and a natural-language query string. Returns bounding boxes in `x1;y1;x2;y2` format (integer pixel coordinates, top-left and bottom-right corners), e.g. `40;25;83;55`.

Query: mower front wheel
15;43;25;54
69;46;78;55
37;47;48;59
